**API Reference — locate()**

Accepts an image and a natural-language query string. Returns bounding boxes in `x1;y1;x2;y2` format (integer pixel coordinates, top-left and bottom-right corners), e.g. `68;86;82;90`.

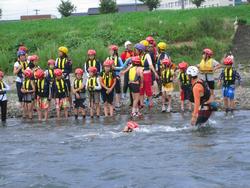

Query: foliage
57;0;76;17
191;0;205;8
139;0;161;11
99;0;118;14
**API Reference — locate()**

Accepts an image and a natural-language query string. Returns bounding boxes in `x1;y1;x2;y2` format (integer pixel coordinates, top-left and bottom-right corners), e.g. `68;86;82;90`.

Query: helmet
124;41;132;48
224;57;233;65
103;59;114;67
127;121;139;129
88;66;97;73
0;71;4;77
146;36;155;43
162;58;172;66
75;68;84;75
54;69;63;77
29;55;39;61
24;69;33;78
134;43;146;52
178;61;188;70
18;46;28;53
58;46;68;55
17;50;26;57
186;66;199;77
203;48;213;56
35;69;45;80
47;59;55;66
109;45;118;51
87;49;96;56
157;42;167;50
140;40;149;47
131;56;141;65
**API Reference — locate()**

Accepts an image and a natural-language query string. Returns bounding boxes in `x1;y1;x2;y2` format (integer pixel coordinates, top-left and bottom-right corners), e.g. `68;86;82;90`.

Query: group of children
0;37;242;123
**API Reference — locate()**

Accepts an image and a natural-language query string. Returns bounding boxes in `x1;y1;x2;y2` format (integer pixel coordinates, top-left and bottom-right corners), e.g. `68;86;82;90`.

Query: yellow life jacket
224;67;233;81
108;56;118;67
74;79;84;93
37;79;45;93
57;58;66;72
161;68;173;84
129;66;139;82
48;69;54;79
0;81;5;90
87;59;96;68
141;54;146;67
20;61;28;71
102;72;113;88
87;77;97;90
199;58;213;73
23;79;32;90
56;79;65;93
179;72;189;85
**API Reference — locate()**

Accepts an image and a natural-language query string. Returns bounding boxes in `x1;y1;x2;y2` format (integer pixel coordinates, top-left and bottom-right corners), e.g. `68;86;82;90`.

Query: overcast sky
0;0;136;20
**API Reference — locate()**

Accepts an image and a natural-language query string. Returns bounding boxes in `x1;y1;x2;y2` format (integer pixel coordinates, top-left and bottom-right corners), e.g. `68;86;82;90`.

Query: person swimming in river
123;121;139;132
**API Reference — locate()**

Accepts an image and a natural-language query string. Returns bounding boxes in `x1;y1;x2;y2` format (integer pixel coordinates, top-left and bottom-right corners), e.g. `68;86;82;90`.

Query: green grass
0;4;250;74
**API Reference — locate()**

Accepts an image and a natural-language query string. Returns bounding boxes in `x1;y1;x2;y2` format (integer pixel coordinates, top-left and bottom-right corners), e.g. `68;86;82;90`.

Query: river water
0;111;250;188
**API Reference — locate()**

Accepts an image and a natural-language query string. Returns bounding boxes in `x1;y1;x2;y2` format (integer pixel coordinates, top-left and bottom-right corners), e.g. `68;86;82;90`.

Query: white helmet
186;66;199;77
124;41;132;48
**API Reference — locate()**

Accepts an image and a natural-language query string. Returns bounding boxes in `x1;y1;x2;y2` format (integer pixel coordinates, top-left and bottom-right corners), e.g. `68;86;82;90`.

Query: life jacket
36;79;49;97
101;71;114;88
47;69;54;82
54;79;67;98
189;80;211;105
199;58;213;74
179;72;190;86
107;56;118;67
129;66;140;82
17;61;28;78
86;59;96;69
55;79;65;93
157;52;166;71
74;79;85;93
161;68;173;84
56;57;67;72
23;78;33;91
141;54;150;71
124;50;134;60
87;76;98;91
224;67;235;86
0;81;6;95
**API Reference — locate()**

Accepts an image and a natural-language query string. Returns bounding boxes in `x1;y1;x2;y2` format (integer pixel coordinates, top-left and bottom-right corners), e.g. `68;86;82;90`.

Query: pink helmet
88;49;96;56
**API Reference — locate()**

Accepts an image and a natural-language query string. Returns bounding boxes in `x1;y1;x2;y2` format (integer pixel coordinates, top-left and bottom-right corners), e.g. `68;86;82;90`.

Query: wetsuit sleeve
114;57;124;71
193;83;204;117
95;77;102;90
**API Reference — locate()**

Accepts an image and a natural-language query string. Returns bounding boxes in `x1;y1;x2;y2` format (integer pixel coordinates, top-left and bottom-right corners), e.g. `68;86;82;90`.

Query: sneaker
162;105;166;112
167;106;171;113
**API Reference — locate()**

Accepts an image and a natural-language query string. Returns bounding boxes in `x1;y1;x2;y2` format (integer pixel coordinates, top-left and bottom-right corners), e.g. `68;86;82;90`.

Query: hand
76;93;80;99
19;64;23;69
106;88;111;94
120;71;124;76
191;115;197;126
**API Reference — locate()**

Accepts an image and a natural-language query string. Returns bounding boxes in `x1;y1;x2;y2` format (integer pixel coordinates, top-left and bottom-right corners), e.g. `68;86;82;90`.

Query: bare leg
96;103;100;117
109;103;114;117
44;109;48;121
37;109;42;121
104;103;108;117
64;107;68;119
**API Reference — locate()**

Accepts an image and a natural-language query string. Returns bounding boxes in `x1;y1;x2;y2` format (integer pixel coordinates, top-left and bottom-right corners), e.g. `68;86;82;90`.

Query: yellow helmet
157;42;167;50
140;40;149;47
58;46;69;55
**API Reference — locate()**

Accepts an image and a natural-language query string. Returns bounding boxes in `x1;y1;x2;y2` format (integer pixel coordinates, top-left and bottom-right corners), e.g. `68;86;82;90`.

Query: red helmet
88;49;96;56
224;57;233;65
0;71;4;77
127;121;139;129
24;69;33;78
35;69;45;80
29;55;39;61
203;48;213;56
162;58;172;66
75;68;84;75
18;46;28;53
47;59;55;66
131;56;141;65
109;45;118;51
54;69;63;77
146;36;155;43
88;66;97;73
178;61;188;70
103;59;114;67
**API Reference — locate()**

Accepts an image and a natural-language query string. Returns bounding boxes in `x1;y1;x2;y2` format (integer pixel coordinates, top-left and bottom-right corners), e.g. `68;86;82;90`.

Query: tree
139;0;161;11
0;9;2;19
57;0;76;17
99;0;118;14
191;0;205;8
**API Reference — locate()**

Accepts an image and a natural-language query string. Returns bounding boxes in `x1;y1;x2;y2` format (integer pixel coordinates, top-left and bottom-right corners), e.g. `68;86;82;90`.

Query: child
178;61;192;112
45;59;56;100
86;67;102;118
72;68;86;120
100;60;116;117
123;121;139;132
28;54;40;71
53;69;70;120
218;57;241;115
21;69;35;119
35;69;50;121
0;71;10;123
161;58;176;112
84;49;102;76
106;45;123;108
121;56;144;117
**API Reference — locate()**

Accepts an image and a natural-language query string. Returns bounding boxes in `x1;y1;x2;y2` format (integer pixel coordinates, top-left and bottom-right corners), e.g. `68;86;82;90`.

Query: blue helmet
134;43;146;52
17;50;26;57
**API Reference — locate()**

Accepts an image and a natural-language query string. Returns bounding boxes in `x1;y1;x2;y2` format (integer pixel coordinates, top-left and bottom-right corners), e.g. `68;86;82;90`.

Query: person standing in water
0;71;10;123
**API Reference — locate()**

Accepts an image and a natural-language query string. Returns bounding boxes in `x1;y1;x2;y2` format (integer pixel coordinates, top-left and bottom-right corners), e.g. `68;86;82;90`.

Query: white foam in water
137;125;190;133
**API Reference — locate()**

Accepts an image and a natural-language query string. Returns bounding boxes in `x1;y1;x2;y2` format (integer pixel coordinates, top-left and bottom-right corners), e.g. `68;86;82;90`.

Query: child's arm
95;77;102;90
120;64;133;76
30;81;36;93
113;57;124;71
100;77;109;90
2;81;10;91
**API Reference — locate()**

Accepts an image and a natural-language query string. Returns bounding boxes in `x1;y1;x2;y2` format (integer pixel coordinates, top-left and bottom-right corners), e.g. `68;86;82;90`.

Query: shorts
140;72;152;97
55;98;70;109
222;86;235;100
36;97;49;110
180;85;191;101
23;93;33;103
74;98;85;109
115;77;121;94
88;91;100;103
16;82;23;102
206;80;215;90
129;83;140;93
101;88;114;104
162;82;174;96
196;110;212;126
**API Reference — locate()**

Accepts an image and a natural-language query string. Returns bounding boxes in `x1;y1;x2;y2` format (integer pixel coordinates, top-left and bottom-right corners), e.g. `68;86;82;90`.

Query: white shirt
14;61;23;83
0;81;10;101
